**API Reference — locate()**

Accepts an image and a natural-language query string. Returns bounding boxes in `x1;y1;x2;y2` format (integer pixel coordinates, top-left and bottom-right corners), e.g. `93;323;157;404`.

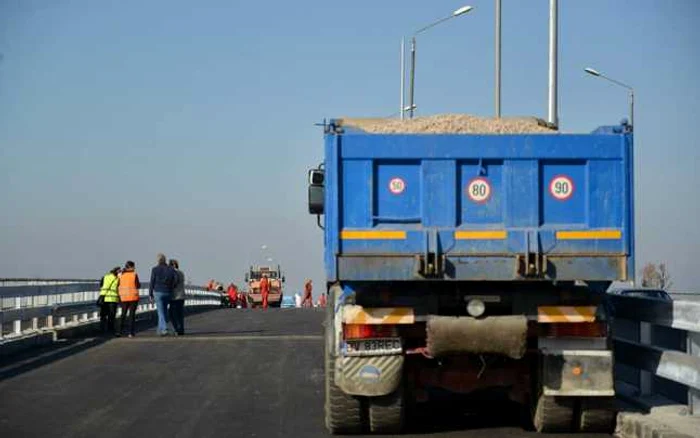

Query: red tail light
343;324;398;340
541;322;607;338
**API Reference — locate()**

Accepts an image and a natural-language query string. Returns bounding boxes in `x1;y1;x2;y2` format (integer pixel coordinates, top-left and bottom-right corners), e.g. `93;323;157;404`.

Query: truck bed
323;121;634;283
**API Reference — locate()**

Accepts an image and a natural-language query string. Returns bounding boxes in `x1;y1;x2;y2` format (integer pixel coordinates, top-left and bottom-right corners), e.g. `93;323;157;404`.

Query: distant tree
641;263;673;289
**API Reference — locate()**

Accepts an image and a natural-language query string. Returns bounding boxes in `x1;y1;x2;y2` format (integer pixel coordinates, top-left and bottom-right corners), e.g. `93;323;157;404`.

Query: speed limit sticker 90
388;177;406;195
466;177;491;203
549;175;574;200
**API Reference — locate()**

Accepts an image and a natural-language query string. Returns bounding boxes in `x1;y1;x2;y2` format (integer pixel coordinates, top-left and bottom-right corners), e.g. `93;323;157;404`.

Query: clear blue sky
1;0;698;293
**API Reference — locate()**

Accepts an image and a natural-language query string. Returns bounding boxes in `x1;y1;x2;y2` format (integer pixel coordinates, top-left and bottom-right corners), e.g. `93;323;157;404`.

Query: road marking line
114;335;323;342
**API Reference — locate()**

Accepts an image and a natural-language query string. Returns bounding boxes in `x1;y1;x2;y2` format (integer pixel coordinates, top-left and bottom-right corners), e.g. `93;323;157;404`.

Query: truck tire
578;397;616;433
532;395;574;433
369;387;404;434
324;288;364;435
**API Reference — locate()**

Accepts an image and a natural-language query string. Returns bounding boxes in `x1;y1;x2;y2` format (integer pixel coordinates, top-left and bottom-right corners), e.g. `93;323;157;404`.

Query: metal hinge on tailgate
516;253;548;278
516;232;549;278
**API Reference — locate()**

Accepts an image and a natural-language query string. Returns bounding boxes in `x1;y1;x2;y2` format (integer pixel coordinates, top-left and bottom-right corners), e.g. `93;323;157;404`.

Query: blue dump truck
307;115;634;434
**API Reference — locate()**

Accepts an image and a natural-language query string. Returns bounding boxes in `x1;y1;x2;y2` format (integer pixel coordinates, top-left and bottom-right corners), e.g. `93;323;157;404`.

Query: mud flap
542;350;614;396
335;355;404;397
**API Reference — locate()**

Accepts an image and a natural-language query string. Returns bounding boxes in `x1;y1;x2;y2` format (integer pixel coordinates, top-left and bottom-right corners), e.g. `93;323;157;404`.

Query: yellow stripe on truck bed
556;230;622;240
343;305;415;325
454;230;507;240
538;306;597;323
341;230;407;240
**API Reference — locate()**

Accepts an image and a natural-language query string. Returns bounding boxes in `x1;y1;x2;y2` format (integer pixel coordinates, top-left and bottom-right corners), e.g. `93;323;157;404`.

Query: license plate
346;338;401;354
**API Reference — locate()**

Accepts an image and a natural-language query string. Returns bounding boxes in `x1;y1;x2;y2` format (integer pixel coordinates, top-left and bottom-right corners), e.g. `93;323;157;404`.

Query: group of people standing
98;253;186;337
225;283;247;308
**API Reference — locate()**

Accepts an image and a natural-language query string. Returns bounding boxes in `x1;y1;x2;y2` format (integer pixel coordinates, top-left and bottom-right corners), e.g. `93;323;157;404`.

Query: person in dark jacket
168;259;186;336
149;253;177;336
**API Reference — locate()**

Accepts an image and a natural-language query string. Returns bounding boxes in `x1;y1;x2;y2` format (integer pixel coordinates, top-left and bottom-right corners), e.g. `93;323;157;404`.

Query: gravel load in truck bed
339;114;558;134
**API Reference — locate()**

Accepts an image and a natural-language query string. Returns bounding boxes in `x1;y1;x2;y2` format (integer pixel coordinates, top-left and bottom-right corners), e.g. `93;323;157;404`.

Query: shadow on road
0;337;109;382
0;307;222;381
407;399;525;434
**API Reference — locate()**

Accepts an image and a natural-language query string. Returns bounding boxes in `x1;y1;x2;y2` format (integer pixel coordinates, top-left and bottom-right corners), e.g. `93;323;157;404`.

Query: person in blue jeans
149;253;178;336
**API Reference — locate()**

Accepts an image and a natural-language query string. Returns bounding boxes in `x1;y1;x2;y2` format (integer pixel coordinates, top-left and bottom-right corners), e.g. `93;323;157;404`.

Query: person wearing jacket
259;274;270;310
227;283;238;309
118;260;141;337
169;259;186;336
302;279;313;308
317;292;327;308
99;266;121;335
149;253;177;336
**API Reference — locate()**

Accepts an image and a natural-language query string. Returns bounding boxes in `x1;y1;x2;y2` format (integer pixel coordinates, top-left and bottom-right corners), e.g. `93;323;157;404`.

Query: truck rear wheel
324;288;363;434
369;387;404;434
532;395;574;433
578;397;616;433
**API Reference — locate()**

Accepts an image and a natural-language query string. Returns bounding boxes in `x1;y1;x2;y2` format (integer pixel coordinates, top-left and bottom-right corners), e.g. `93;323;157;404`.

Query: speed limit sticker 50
549;175;574;201
466;177;491;203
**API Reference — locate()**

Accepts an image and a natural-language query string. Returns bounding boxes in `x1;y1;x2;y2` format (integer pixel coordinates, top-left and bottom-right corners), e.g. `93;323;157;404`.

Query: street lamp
400;5;474;119
584;67;634;128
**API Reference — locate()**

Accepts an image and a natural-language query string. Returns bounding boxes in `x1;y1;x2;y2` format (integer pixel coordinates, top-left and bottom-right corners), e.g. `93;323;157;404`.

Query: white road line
114;335;323;342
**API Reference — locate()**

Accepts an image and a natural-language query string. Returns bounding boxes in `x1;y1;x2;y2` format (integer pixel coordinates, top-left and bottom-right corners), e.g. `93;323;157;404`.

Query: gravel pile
340;114;558;134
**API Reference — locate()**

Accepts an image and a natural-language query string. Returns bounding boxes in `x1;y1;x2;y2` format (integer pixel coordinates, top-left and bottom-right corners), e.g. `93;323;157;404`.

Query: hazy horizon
1;0;698;294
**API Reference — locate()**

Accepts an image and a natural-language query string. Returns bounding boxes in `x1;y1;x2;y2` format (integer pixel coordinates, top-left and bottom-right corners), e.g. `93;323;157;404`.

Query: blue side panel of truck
324;122;635;283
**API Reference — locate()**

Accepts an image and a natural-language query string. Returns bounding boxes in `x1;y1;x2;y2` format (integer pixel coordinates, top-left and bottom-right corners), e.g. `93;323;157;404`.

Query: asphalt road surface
0;308;612;437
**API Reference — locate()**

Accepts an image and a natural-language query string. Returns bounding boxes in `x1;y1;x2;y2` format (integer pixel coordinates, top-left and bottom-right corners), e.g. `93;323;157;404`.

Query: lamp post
584;67;634;128
401;5;474;119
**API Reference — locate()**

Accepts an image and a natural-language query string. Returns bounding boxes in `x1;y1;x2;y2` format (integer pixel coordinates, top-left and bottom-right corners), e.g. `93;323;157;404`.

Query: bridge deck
0;309;610;437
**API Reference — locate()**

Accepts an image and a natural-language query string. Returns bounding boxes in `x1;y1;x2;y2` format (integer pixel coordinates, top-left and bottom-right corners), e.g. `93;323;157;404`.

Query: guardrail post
689;331;700;415
47;315;53;329
640;321;653;395
14;295;21;335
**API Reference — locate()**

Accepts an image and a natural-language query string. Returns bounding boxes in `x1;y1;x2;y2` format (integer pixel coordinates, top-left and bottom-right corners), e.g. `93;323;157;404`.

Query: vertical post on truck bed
400;37;405;120
409;37;416;119
495;0;501;118
629;89;635;128
548;0;558;127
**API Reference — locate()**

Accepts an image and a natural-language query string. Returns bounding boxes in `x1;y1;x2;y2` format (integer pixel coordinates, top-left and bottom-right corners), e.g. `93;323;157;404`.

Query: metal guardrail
610;294;700;415
0;282;222;341
0;278;99;286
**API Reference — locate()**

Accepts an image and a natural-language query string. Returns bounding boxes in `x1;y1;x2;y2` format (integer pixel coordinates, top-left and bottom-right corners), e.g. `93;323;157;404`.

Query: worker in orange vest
118;261;141;337
317;292;327;308
302;279;313;308
227;283;238;308
260;274;270;310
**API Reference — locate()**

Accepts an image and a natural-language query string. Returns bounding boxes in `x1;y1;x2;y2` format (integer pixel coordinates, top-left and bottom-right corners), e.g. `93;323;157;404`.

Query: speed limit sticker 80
467;177;491;203
549;175;574;201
